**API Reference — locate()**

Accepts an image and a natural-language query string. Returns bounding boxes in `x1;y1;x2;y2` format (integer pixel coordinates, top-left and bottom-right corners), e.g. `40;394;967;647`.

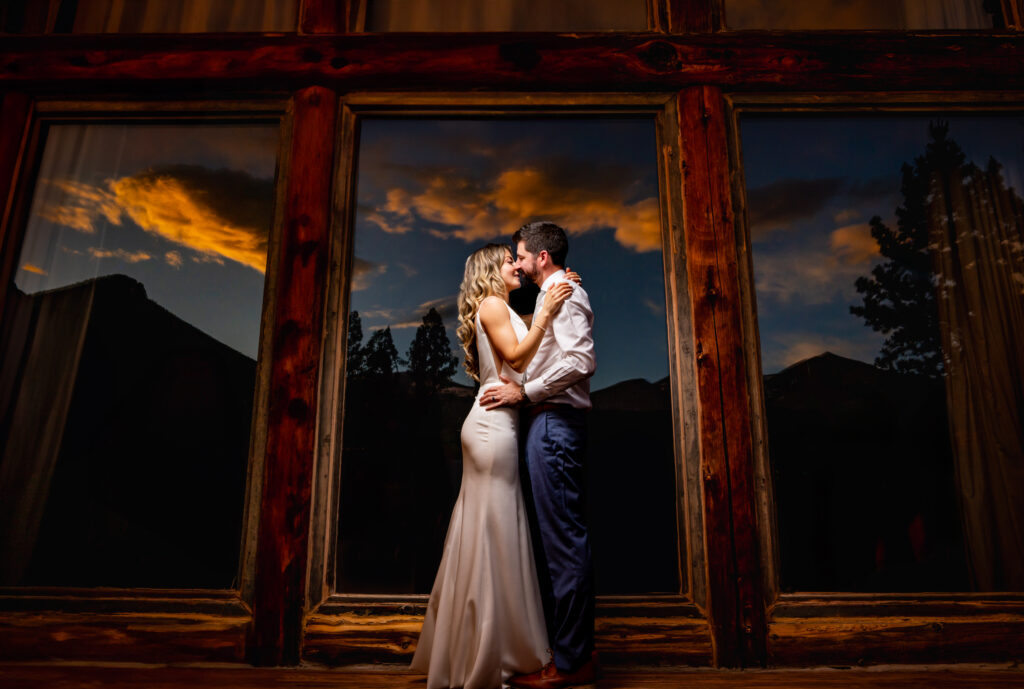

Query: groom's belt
526;402;579;417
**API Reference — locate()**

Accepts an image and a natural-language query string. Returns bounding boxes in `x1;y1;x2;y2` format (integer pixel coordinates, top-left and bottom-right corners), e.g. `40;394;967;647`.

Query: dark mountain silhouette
2;274;255;588
337;370;681;596
764;351;967;592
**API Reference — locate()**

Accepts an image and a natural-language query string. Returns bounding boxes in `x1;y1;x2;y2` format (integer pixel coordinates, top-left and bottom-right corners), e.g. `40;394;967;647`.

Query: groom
480;221;598;689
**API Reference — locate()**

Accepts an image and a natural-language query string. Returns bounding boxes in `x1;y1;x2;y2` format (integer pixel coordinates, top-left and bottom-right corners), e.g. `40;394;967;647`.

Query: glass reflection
367;0;647;31
65;0;298;33
725;0;997;30
336;118;680;594
0;123;278;587
742;115;1024;592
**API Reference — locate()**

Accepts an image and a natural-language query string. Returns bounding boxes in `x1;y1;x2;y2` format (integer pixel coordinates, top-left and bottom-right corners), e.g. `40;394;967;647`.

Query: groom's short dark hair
513;221;569;267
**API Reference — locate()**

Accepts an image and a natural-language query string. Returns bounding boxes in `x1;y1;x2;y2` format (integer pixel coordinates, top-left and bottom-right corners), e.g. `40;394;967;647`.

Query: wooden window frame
0;0;1023;667
726;91;1024;666
301;91;714;668
0;96;290;663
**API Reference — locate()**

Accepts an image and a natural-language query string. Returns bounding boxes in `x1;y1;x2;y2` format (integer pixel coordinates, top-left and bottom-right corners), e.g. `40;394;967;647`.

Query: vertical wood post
0;92;34;316
300;0;365;33
678;85;766;667
662;0;722;32
249;85;337;666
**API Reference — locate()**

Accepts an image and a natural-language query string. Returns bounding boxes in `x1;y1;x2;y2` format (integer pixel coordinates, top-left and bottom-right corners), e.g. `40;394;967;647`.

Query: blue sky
740;114;1024;373
15;123;278;359
349;118;669;390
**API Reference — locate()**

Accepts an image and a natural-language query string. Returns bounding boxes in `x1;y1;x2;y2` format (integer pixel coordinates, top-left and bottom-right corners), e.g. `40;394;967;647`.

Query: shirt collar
540;269;566;292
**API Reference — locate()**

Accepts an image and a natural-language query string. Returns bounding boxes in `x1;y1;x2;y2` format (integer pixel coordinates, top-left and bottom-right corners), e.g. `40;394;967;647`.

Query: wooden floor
2;663;1023;688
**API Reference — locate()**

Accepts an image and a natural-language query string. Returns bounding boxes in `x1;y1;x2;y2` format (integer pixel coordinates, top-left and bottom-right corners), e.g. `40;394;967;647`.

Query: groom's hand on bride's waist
480;374;527;410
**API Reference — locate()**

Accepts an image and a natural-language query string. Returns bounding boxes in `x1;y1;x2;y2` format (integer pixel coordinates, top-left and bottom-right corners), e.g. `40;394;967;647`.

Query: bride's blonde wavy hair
457;243;512;382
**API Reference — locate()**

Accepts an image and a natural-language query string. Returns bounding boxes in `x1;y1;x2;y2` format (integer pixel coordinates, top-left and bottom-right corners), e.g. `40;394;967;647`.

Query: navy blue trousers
521;406;594;671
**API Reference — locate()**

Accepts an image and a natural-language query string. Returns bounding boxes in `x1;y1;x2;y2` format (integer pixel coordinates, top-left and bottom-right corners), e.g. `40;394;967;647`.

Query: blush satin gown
411;296;549;689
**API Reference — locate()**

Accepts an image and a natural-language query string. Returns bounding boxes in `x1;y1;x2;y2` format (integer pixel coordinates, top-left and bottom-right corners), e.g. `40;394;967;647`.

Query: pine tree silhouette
346;311;367;378
406;307;458;392
851;122;963;378
363;326;400;378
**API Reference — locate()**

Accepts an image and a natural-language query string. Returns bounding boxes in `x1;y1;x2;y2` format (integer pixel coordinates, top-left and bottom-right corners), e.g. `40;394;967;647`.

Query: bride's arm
478;285;572;373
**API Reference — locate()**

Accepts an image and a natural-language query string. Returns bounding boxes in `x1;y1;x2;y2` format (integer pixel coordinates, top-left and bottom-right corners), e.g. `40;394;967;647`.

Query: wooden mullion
0;92;34;323
679;85;765;667
1003;0;1024;29
699;86;766;667
249;85;337;666
664;0;722;33
300;0;365;33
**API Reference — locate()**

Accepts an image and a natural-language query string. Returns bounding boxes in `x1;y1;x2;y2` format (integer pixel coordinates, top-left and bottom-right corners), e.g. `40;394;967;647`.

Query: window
335;116;682;595
724;0;999;30
0;122;279;587
740;113;1024;592
365;0;648;31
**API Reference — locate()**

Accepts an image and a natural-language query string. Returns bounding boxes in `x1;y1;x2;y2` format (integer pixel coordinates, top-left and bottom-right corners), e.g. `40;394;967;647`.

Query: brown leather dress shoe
507;659;597;689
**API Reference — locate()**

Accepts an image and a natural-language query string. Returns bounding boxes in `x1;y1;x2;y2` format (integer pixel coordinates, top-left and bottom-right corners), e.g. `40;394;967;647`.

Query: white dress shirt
523;269;596;409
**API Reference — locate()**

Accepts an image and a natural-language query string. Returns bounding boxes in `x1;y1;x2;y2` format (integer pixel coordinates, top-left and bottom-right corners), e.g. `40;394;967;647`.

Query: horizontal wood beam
0;610;250;663
303;596;712;666
2;33;1024;93
768;614;1024;665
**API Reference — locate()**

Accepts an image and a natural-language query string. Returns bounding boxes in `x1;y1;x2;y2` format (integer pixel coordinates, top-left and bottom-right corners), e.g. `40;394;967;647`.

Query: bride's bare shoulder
477;296;511;323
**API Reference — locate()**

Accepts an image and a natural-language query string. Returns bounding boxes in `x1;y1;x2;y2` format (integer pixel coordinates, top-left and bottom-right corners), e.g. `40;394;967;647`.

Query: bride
411;243;575;689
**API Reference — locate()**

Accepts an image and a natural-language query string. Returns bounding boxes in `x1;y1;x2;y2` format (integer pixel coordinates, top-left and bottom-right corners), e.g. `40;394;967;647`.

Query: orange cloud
21;263;47;275
352;257;386;291
373;165;661;253
87;247;152;263
36;166;271;273
112;174;267;272
830;223;879;265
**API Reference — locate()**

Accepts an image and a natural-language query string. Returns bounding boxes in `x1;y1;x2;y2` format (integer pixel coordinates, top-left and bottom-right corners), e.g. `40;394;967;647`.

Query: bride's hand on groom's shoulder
565;266;582;285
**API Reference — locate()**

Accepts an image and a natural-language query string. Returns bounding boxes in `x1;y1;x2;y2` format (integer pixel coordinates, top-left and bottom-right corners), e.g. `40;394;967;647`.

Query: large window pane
725;0;998;29
367;0;648;31
741;114;1024;592
0;123;279;587
337;118;679;594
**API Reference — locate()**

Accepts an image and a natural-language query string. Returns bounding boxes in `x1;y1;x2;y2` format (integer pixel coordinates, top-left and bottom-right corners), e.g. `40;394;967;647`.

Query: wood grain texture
303;610;713;666
769;614;1024;665
0;611;249;663
303;596;713;666
0;91;33;322
2;662;1023;688
678;86;765;668
249;85;337;666
2;33;1024;92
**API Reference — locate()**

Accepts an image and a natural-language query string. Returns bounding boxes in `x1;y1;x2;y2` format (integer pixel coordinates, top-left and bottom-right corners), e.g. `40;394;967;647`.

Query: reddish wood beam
679;85;765;667
249;85;337;666
2;33;1024;92
0;93;31;241
0;92;33;321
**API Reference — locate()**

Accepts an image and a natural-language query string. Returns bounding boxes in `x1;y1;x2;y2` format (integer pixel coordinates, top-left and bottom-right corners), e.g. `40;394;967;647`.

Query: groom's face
515;241;542;285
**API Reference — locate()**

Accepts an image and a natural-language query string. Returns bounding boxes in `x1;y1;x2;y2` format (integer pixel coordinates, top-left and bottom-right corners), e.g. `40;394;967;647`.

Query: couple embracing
411;222;599;689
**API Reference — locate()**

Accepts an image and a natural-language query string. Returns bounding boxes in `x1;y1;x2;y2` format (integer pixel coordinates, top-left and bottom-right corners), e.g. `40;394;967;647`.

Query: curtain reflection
927;129;1024;591
0;123;276;587
367;0;647;32
68;0;298;33
726;0;995;29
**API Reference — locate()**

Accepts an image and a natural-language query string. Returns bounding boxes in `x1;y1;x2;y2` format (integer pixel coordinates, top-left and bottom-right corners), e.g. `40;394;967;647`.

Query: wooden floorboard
1;663;1023;688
